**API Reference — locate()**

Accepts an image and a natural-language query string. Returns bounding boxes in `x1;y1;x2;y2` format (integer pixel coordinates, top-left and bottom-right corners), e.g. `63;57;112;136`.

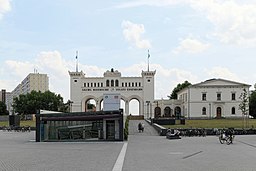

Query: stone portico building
69;68;156;118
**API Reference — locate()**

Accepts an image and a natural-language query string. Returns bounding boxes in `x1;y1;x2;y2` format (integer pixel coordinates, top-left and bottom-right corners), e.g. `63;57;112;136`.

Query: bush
124;117;129;140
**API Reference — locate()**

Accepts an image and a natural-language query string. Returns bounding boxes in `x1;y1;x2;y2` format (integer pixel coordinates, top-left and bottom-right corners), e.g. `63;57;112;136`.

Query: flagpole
76;51;78;72
147;49;150;71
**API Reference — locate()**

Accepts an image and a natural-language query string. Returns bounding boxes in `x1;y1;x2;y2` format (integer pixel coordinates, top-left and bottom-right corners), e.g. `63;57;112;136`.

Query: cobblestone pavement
124;121;256;171
1;122;256;171
0;131;123;171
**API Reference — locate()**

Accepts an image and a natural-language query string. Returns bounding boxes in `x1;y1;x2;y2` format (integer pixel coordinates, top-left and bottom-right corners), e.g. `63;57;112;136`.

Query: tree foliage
239;88;249;115
249;90;256;118
12;90;68;114
0;101;8;115
168;81;192;99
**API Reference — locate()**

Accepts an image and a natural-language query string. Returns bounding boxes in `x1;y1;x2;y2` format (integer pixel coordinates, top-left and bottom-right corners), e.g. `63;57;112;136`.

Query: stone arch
154;107;161;118
174;106;181;119
164;106;171;117
127;95;143;116
216;106;222;118
115;79;119;87
231;107;236;115
106;80;109;87
81;95;97;112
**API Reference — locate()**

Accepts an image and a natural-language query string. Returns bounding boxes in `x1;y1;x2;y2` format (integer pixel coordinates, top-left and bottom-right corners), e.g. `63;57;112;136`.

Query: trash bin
9;115;20;127
180;119;185;125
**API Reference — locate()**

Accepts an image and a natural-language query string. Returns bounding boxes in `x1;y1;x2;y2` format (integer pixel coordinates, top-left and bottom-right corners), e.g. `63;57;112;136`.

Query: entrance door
216;107;222;118
106;120;115;140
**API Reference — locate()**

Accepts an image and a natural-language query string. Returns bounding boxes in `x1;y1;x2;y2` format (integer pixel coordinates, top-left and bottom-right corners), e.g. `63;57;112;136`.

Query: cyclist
225;128;234;143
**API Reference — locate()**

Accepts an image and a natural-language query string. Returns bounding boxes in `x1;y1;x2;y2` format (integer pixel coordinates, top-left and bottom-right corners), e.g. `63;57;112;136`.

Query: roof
190;78;251;87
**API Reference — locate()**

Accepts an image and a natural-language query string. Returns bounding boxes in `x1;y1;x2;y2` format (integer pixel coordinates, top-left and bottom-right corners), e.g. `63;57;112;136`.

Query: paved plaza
1;121;256;171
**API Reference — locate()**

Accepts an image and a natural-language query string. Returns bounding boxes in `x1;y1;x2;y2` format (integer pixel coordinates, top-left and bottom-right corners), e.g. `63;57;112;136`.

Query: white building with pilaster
177;79;250;119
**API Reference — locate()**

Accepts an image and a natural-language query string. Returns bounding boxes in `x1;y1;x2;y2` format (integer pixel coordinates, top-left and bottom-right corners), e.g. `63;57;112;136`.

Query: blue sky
1;0;256;106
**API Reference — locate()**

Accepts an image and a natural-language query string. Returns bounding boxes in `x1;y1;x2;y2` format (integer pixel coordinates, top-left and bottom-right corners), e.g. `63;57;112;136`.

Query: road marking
182;151;203;159
112;142;128;171
237;140;256;148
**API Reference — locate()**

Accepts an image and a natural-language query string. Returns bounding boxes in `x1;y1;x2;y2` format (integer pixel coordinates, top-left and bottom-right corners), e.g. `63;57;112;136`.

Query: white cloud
5;60;34;79
204;66;241;82
115;0;187;9
189;0;256;46
173;38;210;54
118;0;256;46
35;51;69;77
153;64;199;98
0;0;11;19
122;20;151;49
3;51;72;101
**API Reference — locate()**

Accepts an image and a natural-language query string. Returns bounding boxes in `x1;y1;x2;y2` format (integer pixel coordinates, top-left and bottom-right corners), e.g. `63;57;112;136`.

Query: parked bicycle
219;129;235;145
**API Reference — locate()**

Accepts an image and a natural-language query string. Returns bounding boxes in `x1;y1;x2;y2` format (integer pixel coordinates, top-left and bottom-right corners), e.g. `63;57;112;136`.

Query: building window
106;80;110;87
101;83;103;87
115;80;119;87
129;82;131;87
87;83;90;87
94;83;96;87
135;82;137;87
132;82;134;87
217;93;221;101
202;93;206;101
84;83;86;87
231;93;236;100
125;82;127;87
91;83;93;87
202;107;206;115
111;80;114;87
74;80;77;82
122;83;124;87
231;107;236;115
139;82;141;87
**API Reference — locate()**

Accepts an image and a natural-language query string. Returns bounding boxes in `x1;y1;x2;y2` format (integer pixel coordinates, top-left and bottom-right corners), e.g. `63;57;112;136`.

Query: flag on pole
148;49;150;58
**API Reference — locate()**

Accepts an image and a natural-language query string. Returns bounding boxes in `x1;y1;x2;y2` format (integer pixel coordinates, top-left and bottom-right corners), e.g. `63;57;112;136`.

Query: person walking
141;123;145;132
138;122;142;132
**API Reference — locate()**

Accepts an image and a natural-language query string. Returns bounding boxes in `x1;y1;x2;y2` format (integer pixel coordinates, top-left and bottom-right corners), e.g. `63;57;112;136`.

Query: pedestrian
138;122;142;132
141;123;145;132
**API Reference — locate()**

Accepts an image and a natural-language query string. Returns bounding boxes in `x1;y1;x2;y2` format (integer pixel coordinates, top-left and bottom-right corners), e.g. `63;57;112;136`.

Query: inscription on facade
82;88;143;92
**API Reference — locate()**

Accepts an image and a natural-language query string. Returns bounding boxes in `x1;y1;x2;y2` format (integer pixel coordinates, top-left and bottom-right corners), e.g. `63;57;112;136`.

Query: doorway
106;120;115;140
216;107;222;118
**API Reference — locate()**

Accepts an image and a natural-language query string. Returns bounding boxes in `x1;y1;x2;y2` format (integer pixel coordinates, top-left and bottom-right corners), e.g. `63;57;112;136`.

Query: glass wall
41;120;103;141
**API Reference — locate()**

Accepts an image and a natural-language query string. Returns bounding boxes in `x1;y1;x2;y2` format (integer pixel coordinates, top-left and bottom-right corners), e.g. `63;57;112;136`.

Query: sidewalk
128;120;158;136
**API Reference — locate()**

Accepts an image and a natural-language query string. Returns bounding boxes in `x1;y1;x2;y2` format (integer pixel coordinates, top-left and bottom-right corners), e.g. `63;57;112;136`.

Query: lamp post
209;103;211;119
69;100;73;113
146;101;150;119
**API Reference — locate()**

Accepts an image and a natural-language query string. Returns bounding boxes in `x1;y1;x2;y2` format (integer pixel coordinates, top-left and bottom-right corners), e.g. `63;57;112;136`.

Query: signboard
103;93;120;111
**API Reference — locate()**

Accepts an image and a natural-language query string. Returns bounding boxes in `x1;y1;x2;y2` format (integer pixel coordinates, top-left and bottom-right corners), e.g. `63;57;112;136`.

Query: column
125;100;129;116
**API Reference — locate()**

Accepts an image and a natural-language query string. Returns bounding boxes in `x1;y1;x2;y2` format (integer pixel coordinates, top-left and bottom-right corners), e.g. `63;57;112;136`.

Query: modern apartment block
0;89;6;103
9;73;49;114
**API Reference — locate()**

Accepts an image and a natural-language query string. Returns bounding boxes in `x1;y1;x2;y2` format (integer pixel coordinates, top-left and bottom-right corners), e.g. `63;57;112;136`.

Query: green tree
239;88;249;128
0;101;8;115
12;90;67;114
168;81;191;99
249;90;256;118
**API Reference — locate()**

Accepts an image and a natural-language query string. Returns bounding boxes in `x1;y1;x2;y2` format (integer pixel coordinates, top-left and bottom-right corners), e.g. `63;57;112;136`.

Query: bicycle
219;129;234;145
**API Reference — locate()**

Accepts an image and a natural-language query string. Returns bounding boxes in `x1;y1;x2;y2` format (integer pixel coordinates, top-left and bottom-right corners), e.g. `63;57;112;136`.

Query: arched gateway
69;68;156;118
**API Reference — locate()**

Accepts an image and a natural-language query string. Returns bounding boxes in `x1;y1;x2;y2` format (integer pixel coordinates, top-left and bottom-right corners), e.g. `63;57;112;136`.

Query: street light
146;101;150;118
68;100;73;113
